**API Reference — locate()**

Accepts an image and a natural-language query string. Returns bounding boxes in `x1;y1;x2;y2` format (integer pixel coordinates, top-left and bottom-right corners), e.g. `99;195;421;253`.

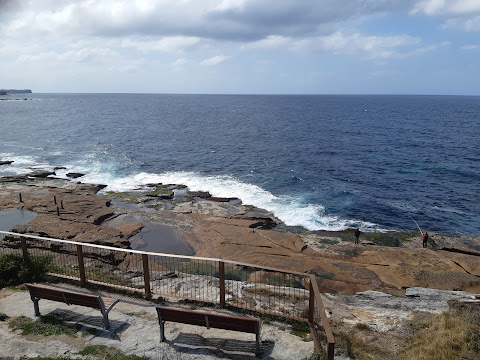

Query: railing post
21;237;29;259
76;245;86;287
327;342;335;360
142;254;151;300
219;261;226;306
308;277;315;324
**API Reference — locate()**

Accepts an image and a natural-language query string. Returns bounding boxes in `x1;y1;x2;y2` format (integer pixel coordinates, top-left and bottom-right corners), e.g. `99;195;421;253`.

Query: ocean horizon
1;93;479;236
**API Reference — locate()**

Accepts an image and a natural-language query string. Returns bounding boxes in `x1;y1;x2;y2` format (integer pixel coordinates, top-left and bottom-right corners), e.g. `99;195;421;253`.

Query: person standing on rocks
354;228;361;244
422;231;429;248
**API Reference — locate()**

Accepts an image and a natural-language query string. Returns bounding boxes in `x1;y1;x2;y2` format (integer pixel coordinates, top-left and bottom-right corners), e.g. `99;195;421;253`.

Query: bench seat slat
102;297;118;308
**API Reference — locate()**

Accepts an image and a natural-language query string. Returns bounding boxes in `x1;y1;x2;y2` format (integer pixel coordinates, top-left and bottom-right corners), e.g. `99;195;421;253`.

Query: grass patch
335;330;389;360
398;311;480;360
291;321;311;340
79;345;149;359
9;314;77;336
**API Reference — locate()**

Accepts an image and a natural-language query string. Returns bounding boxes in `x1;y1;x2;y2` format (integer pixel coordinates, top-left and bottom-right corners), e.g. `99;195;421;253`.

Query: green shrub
0;254;52;288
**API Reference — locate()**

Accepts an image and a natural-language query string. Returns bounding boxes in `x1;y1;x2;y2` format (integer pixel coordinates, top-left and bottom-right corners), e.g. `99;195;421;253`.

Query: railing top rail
0;230;309;277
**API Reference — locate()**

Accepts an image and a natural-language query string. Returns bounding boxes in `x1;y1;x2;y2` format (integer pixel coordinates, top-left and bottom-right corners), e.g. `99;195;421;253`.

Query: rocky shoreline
1;170;479;296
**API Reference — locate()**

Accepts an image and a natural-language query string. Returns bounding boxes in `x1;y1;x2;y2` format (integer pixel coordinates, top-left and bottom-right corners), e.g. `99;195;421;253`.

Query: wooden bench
26;283;120;330
156;306;261;355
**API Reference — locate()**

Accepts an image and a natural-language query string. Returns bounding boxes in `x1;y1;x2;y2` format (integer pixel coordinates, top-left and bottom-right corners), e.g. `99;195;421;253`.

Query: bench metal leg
255;330;260;356
32;297;40;317
103;313;110;330
159;320;166;342
99;304;111;330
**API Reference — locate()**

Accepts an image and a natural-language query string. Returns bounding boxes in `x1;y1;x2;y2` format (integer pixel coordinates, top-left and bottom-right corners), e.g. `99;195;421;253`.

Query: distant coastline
0;89;32;94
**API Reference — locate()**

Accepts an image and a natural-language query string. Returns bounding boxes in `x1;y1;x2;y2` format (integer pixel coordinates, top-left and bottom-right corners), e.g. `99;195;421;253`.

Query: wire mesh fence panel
223;262;310;321
149;255;221;303
80;244;142;291
29;239;80;280
0;232;24;257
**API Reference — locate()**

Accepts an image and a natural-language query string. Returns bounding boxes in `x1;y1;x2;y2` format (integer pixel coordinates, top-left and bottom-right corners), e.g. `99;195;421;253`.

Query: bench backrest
156;306;258;334
26;284;102;310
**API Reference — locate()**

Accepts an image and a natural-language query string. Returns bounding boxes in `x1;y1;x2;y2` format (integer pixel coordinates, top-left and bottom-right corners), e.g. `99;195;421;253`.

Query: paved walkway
0;286;314;359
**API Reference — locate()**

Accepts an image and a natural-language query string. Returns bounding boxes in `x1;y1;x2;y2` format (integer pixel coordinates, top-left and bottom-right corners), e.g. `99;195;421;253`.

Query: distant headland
0;89;32;95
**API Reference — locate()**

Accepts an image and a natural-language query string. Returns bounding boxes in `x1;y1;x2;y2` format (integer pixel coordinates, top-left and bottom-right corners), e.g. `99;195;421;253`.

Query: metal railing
0;230;334;358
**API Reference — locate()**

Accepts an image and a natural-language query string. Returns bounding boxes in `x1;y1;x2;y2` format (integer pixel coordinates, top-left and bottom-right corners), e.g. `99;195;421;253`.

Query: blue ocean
1;94;479;235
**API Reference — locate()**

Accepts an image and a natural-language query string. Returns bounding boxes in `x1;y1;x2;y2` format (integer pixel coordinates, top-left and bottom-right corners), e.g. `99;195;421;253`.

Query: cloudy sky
1;0;479;94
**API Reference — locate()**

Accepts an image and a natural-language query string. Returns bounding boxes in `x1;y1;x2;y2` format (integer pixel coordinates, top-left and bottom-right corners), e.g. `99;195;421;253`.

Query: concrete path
0;286;314;359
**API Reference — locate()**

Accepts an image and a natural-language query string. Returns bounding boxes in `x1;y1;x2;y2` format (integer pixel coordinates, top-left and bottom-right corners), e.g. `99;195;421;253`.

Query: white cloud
246;32;423;59
461;44;479;50
200;55;230;66
172;58;188;67
411;0;480;32
171;58;188;71
412;0;480;16
17;47;118;64
121;37;201;53
411;0;448;16
107;65;139;73
443;15;480;31
214;0;247;12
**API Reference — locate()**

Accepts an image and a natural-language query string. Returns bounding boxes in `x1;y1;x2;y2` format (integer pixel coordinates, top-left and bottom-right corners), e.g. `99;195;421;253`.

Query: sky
0;0;479;95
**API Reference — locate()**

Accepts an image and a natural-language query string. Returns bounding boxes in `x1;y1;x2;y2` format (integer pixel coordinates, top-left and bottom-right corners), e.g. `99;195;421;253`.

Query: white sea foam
0;153;381;231
82;169;379;232
0;153;52;175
